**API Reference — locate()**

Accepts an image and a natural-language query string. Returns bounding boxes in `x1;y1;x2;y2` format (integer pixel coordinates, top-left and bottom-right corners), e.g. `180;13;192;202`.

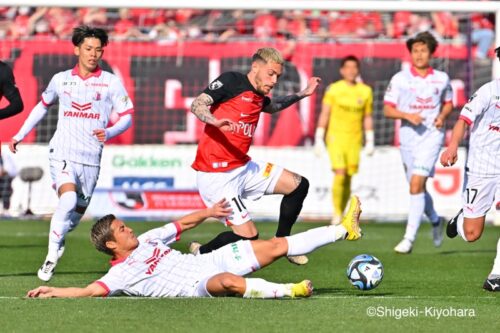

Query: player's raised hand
27;286;54;298
440;147;458;167
210;198;233;218
405;112;424;126
9;138;19;153
213;118;238;132
301;77;322;97
92;129;107;142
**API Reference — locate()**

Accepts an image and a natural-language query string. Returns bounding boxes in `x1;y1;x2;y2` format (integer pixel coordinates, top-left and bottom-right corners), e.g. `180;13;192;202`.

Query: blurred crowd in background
0;7;495;59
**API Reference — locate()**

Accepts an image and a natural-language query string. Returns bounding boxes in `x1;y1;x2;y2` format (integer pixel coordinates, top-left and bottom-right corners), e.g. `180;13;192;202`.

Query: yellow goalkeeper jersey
322;80;373;144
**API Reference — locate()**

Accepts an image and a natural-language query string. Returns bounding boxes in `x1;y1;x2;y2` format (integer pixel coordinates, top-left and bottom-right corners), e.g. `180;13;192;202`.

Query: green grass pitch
0;219;498;332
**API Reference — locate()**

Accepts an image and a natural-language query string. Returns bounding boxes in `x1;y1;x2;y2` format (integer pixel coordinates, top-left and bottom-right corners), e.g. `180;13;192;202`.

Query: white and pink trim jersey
384;66;453;147
459;80;500;177
96;223;218;297
41;65;133;166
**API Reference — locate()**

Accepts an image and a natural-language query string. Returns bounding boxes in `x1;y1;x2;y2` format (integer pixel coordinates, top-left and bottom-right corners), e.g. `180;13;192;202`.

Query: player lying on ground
440;46;500;291
27;196;362;299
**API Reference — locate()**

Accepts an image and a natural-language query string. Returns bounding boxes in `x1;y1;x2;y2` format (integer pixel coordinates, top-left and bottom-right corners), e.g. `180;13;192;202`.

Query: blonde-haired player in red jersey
440;46;500;292
189;47;321;265
10;26;133;281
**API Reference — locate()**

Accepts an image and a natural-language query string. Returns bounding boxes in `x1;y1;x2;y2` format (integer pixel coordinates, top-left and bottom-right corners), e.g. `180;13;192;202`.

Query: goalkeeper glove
364;130;375;156
314;127;327;157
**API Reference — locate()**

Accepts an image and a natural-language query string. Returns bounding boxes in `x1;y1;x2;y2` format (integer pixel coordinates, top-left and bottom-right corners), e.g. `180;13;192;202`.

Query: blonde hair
252;47;284;65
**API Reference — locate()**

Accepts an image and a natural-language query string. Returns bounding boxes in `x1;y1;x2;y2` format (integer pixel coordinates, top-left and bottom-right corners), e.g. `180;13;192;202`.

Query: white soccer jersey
96;223;259;297
41;65;133;166
384;66;453;148
459;80;500;177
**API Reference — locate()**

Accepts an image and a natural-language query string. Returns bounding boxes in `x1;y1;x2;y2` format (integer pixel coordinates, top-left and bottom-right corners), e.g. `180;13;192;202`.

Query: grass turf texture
0;220;498;332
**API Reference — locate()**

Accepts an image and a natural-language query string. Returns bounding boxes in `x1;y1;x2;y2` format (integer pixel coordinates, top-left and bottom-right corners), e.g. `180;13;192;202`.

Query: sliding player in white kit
9;26;133;281
384;31;453;254
440;46;500;291
27;197;362;299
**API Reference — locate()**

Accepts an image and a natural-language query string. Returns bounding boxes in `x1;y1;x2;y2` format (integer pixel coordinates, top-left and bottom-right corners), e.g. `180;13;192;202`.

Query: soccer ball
346;254;384;290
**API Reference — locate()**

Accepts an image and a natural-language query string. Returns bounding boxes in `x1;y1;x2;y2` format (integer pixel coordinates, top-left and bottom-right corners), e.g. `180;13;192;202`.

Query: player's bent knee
220;274;244;292
464;229;482;242
269;238;288;257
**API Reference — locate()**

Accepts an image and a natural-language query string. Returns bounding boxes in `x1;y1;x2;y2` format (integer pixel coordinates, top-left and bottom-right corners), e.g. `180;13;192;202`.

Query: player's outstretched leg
38;191;77;281
251;195;362;268
205;273;313;298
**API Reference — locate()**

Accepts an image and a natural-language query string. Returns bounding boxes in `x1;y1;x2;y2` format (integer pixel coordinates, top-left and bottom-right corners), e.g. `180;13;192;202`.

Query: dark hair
340;55;360;68
72;25;109;47
495;46;500;61
406;31;438;54
91;214;116;256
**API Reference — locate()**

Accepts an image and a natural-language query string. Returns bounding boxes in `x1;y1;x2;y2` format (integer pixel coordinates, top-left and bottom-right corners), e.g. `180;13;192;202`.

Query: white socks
68;211;84;232
404;193;425;242
243;278;291;298
489;238;500;278
47;191;77;262
285;225;346;256
424;192;439;224
456;211;466;241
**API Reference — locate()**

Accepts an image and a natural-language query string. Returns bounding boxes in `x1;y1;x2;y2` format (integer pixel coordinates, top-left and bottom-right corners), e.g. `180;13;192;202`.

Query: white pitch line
0;295;496;300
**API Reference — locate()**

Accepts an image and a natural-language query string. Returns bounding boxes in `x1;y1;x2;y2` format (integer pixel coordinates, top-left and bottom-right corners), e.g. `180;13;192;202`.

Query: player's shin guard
285;225;346;256
199;232;259;254
276;177;309;237
243;278;289;298
47;191;77;261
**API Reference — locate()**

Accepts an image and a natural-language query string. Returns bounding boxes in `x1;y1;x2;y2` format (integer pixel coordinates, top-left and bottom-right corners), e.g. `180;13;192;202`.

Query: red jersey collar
71;64;102;80
109;257;126;266
410;66;434;78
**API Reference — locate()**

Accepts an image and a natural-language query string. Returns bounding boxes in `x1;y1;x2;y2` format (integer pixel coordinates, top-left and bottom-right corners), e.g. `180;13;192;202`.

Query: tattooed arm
263;77;321;114
190;93;237;131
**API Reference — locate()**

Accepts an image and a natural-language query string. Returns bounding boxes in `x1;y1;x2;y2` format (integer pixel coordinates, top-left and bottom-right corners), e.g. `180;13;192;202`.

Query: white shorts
49;159;100;207
195;240;260;297
196;160;284;226
462;173;500;218
400;129;444;179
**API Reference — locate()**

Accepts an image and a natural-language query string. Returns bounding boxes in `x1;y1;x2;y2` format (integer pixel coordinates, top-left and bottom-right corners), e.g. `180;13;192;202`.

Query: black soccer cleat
446;209;462;239
483;277;500;292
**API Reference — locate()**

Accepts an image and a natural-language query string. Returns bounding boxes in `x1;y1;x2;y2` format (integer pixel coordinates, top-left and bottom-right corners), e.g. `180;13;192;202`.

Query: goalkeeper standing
314;55;374;224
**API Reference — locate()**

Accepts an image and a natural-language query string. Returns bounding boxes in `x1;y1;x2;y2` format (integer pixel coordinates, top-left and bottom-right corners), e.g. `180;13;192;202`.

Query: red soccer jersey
192;72;270;172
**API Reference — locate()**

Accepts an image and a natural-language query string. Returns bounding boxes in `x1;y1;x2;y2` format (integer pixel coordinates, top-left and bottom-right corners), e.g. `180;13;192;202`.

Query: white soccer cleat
432;217;445;247
394;238;413;254
188;241;201;255
37;260;57;282
287;255;309;265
